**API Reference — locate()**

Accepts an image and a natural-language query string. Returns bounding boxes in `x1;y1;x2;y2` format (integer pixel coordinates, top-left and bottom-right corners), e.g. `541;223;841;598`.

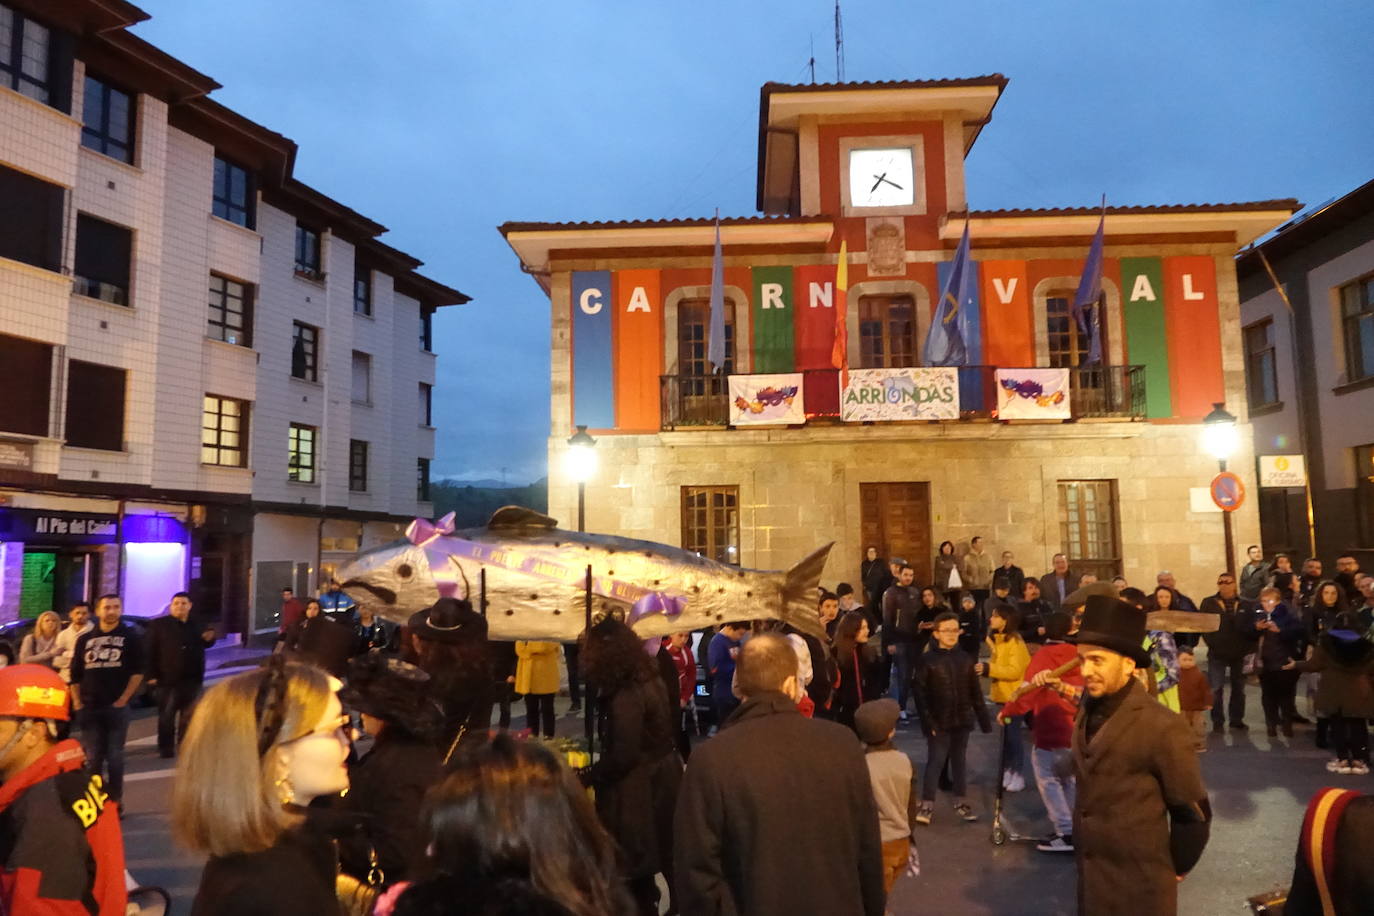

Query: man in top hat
1038;594;1211;915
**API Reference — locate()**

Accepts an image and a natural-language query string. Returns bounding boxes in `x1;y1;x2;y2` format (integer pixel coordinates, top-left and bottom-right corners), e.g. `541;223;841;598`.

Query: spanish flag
831;240;849;389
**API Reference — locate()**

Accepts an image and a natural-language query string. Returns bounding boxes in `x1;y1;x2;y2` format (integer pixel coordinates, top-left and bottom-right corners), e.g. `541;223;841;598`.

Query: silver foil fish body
339;506;832;642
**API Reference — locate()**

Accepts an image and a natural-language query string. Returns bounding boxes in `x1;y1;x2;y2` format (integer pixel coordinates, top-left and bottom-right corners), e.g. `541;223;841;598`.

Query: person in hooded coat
1291;611;1374;775
408;598;493;759
338;653;445;888
582;618;682;916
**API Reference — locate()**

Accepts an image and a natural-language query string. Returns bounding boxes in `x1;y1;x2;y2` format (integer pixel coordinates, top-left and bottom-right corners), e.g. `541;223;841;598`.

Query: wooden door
860;483;933;585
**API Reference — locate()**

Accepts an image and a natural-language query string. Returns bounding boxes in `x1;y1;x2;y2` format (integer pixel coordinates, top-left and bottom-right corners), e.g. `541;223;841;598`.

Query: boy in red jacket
999;612;1083;854
0;665;127;914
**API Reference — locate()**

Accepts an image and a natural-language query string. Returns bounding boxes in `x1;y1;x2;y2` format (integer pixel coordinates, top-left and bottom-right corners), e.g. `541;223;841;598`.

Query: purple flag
1073;205;1105;366
707;214;726;372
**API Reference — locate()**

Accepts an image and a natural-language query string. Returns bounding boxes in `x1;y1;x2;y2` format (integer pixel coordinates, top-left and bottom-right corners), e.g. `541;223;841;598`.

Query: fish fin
487;506;559;530
780;542;833;640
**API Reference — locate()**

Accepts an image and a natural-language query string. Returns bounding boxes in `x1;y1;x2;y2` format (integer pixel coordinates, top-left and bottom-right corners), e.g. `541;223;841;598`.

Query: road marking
125;768;176;783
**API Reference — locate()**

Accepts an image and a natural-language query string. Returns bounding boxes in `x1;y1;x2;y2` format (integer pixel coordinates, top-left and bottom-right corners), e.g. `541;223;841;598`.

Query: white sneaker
1036;835;1074;853
1351;761;1371;776
899;710;910;723
1326;758;1344;773
1337;761;1357;775
1004;771;1026;793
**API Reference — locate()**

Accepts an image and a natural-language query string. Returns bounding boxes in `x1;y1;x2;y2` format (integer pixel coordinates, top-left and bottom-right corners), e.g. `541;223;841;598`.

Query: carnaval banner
751;266;795;372
570;271;614;428
840;367;959;422
728;373;805;426
1120;257;1173;419
995;368;1070;420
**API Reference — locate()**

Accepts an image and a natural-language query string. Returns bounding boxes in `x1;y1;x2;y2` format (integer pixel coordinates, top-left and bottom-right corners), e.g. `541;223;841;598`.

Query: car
0;614;158;707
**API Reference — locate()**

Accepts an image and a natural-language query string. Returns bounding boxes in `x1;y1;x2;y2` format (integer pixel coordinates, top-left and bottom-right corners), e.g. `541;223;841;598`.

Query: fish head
337;539;440;622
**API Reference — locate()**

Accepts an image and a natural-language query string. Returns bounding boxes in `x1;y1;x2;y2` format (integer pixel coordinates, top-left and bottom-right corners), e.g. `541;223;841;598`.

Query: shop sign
0;509;119;544
0;439;33;471
1258;454;1307;488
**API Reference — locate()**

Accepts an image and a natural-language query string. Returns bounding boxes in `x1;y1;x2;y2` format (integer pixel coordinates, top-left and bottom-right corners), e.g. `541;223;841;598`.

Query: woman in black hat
582;618;682;916
407;598;493;759
337;653;445;888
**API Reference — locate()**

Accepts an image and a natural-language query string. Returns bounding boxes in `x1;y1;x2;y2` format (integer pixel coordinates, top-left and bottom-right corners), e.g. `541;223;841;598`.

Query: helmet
0;665;70;721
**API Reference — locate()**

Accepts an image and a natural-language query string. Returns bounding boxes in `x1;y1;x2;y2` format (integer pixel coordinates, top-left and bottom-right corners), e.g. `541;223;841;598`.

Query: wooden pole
479;567;487;617
584;564;594;755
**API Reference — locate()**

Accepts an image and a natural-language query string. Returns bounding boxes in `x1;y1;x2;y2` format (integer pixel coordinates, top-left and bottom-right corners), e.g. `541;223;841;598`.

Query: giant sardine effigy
338;506;832;641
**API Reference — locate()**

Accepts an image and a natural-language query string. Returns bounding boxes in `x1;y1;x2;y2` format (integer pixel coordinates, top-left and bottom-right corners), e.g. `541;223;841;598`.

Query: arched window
677;299;734;392
858;295;918;368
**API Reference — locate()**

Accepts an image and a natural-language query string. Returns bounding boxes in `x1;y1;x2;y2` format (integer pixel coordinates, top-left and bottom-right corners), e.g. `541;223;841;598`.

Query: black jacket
590;676;681;880
1198;595;1260;664
911;646;992;735
144;614;214;686
191;817;342;915
674;692;884;916
1296;632;1374;719
881;585;922;645
70;622;143;709
285;615;353;678
1016;599;1052;645
1258;604;1306;671
861;560;891;608
338;730;443;887
1286;794;1374;916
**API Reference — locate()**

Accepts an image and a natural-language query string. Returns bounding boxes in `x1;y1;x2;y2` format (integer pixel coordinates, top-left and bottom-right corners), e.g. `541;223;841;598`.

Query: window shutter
0;335;52;436
65;361;126;450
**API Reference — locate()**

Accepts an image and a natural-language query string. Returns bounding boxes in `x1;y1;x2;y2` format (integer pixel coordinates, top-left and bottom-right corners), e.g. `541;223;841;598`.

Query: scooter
989;719;1054;847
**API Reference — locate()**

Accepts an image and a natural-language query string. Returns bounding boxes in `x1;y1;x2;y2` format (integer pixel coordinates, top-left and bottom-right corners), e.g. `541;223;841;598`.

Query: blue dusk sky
132;1;1374;484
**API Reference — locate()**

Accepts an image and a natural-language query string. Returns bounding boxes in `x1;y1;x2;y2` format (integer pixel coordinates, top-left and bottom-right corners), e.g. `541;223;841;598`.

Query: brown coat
1072;678;1209;916
1175;665;1212;712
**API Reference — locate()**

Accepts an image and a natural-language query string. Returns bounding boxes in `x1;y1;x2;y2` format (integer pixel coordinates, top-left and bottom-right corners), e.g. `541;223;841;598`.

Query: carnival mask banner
995;368;1071;420
840;367;959;422
728;373;805;426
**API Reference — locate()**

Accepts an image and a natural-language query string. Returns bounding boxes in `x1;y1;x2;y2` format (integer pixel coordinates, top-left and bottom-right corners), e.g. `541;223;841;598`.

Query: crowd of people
0;543;1372;914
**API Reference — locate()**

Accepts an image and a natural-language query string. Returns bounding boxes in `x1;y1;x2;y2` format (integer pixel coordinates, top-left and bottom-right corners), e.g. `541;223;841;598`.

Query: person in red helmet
0;664;127;915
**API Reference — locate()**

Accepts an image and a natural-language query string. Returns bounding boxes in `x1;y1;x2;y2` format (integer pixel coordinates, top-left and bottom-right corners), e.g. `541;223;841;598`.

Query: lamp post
563;425;598;750
565;425;598;534
1202;402;1239;575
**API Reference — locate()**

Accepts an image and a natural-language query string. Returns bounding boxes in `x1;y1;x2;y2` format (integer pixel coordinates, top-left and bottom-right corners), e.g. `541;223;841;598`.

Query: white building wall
1307;238;1374;489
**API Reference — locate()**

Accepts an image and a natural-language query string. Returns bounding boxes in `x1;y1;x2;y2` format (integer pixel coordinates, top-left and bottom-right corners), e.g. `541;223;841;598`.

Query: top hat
407;597;487;644
1075;594;1151;667
340;653;443;739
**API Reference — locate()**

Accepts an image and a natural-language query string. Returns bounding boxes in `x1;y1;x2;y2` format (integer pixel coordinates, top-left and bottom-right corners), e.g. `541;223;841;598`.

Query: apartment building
0;0;467;634
1237;177;1374;565
503;77;1295;592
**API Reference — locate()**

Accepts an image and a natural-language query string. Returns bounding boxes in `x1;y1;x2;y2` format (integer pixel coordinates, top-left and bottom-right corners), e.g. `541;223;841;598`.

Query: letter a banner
840;368;959;421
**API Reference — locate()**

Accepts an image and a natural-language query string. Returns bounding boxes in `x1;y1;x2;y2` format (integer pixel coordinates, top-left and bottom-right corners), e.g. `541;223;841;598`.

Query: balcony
659;365;1146;430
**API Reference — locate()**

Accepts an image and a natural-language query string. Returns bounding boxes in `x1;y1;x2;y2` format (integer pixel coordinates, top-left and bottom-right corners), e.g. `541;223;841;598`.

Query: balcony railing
659;365;1146;430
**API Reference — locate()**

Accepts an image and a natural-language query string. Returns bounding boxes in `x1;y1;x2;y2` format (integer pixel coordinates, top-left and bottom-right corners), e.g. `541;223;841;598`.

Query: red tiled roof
499;215;831;235
761;76;1008;94
953;201;1301;219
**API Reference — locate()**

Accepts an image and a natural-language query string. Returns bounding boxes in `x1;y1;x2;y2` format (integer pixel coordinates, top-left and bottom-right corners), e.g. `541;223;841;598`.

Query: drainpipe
115;498;126;596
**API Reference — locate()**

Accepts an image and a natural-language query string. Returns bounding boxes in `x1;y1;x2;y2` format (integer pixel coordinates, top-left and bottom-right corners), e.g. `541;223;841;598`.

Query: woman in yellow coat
516;640;561;737
986;606;1031;792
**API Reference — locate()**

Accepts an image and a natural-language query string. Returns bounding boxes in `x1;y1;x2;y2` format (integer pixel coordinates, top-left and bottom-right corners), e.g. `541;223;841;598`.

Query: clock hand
870;172;887;194
878;176;904;191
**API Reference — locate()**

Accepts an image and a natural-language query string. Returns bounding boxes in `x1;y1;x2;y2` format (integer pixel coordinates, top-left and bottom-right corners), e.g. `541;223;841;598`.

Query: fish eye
396;564;414;580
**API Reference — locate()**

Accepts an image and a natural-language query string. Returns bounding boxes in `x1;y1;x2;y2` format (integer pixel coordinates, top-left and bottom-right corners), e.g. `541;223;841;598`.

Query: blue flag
1073;207;1105;366
924;223;972;367
707;215;726;372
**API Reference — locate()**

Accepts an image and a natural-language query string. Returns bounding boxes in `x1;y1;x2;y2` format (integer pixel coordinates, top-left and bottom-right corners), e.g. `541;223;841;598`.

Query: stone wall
546;420;1260;600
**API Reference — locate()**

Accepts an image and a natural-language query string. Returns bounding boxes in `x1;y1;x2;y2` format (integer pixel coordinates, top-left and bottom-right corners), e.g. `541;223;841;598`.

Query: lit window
202;395;249;467
288;423;316;483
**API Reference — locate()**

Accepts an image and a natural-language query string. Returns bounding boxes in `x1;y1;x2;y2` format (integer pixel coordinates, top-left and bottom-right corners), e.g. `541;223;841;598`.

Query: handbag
336;846;384;916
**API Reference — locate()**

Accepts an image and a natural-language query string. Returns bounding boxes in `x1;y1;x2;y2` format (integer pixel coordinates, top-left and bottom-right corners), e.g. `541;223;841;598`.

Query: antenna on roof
809;34;816;83
834;1;845;82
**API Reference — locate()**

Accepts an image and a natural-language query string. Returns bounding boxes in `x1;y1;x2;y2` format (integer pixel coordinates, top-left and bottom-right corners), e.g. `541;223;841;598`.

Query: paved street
120;649;1351;914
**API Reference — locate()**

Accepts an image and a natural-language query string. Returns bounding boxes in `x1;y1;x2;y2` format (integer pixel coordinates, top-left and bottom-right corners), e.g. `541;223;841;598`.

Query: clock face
848;147;916;208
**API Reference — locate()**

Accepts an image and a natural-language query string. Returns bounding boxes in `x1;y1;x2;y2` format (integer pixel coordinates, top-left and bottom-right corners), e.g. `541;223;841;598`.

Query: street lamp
565;425;598;533
564;424;598;750
1202;402;1238;574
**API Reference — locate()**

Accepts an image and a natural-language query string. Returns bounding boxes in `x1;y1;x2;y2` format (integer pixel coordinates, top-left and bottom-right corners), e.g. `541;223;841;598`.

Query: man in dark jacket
1067;595;1210;916
996;551;1025;599
882;565;923;722
1017;578;1053;645
1335;553;1364;606
675;633;884;916
1198;573;1260;733
0;665;127;914
70;594;143;805
144;591;216;758
1038;553;1081;611
861;547;891;610
1238;545;1270;601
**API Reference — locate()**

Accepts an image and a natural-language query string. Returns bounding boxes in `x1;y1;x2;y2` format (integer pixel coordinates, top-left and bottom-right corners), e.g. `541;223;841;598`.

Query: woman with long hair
408;598;493;759
830;610;877;731
379;734;633;916
19;611;62;667
173;658;351;915
582;617;682;916
1307;581;1352;749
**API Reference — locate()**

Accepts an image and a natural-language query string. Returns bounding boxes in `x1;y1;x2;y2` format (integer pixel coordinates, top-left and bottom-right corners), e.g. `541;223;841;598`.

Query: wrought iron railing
659;364;1146;430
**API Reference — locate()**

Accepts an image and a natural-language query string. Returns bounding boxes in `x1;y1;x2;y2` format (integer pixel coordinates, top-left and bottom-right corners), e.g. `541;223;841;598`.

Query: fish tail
780;542;833;639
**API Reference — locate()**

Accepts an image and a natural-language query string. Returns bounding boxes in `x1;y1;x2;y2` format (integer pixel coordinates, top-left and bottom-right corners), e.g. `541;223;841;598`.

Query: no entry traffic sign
1210;472;1245;512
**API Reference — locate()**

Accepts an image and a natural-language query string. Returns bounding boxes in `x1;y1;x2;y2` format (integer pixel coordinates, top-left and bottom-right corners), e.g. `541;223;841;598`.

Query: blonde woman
173;658;351;915
19;611;62;667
